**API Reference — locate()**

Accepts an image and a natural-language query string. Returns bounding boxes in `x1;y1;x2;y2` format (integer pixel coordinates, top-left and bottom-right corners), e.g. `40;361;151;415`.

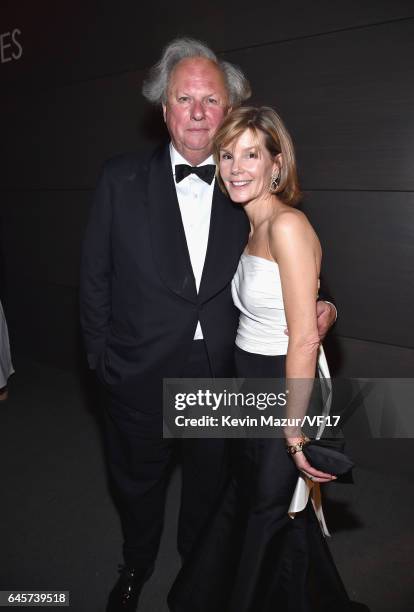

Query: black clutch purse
302;438;354;477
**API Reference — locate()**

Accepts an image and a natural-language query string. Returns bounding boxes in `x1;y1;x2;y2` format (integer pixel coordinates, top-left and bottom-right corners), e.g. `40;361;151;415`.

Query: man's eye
208;98;218;104
178;96;190;102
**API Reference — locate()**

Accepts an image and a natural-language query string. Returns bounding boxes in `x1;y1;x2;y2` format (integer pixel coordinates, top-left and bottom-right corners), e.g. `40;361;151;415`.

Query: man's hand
284;300;337;341
316;300;336;341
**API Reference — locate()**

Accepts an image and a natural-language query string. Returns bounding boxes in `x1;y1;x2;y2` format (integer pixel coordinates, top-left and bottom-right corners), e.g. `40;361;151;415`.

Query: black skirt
168;347;354;612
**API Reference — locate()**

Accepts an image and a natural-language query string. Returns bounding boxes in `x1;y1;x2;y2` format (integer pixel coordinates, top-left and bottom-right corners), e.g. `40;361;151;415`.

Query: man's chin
181;145;213;164
183;136;211;152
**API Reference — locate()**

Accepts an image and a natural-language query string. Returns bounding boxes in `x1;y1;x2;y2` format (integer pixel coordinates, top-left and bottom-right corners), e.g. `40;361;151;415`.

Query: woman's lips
229;180;252;188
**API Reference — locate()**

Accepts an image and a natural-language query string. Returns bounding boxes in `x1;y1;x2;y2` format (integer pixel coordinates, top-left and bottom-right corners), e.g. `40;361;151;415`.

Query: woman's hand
290;450;336;483
285;436;336;484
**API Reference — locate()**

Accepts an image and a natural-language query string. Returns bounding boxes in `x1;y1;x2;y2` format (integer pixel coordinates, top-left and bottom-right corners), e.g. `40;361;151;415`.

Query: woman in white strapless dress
168;107;369;612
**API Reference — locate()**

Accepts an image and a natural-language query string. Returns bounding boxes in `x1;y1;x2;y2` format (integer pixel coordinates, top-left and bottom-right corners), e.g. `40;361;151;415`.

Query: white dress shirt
169;143;215;340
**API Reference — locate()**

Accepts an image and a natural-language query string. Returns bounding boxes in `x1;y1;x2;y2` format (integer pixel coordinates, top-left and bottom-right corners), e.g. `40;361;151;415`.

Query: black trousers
102;341;228;570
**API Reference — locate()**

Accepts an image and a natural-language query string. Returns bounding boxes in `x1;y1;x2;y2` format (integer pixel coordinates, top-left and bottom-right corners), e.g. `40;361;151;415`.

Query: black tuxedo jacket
80;145;250;408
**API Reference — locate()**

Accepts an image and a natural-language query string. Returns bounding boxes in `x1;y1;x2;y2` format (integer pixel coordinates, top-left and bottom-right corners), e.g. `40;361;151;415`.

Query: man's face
163;57;230;165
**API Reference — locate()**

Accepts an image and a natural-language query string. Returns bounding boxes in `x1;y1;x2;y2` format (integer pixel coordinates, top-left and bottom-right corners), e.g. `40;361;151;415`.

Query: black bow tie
175;164;216;184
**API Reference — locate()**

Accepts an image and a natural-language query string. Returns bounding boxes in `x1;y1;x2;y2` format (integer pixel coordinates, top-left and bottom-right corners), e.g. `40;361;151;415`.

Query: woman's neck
243;194;281;230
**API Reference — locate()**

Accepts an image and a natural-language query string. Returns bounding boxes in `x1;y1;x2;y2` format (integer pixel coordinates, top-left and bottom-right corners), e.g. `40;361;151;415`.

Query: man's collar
169;143;214;173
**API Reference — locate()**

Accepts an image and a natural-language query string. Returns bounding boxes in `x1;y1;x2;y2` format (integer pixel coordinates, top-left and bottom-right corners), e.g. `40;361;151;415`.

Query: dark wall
1;0;413;375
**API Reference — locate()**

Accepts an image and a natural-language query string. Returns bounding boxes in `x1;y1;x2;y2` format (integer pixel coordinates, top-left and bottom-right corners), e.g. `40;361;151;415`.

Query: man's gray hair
142;37;251;107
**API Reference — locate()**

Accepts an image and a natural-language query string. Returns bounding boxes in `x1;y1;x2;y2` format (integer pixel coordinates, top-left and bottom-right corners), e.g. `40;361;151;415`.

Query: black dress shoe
106;565;152;611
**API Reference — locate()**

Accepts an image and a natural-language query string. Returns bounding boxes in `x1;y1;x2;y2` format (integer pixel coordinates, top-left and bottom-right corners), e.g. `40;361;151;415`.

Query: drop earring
270;171;280;192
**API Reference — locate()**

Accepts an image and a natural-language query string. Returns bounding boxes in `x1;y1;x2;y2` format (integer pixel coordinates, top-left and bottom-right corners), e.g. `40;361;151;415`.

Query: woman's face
219;129;279;205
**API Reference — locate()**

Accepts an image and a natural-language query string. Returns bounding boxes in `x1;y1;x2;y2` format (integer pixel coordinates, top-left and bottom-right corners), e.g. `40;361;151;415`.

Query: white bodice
231;253;289;356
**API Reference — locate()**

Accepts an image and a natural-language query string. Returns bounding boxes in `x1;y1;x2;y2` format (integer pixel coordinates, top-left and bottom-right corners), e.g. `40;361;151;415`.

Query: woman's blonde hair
213;106;302;206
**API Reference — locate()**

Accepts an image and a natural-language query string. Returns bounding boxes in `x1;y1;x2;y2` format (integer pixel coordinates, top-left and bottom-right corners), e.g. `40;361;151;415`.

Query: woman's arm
270;209;320;379
270;209;335;483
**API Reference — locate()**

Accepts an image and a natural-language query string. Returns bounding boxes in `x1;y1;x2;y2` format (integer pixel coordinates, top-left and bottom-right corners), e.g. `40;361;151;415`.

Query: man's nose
191;100;205;120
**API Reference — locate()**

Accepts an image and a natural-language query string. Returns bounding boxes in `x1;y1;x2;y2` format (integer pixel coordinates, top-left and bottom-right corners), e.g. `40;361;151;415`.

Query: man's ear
162;103;167;123
225;105;233;116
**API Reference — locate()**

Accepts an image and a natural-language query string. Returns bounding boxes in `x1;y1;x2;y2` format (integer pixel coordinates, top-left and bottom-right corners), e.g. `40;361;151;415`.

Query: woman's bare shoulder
268;205;321;262
269;206;313;239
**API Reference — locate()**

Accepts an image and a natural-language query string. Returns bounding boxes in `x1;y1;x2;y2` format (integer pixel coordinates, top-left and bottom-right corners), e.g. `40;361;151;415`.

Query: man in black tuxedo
80;38;336;611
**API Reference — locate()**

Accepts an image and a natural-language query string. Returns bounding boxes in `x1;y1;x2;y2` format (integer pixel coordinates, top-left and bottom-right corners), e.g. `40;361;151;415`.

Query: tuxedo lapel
146;145;198;304
198;183;249;304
